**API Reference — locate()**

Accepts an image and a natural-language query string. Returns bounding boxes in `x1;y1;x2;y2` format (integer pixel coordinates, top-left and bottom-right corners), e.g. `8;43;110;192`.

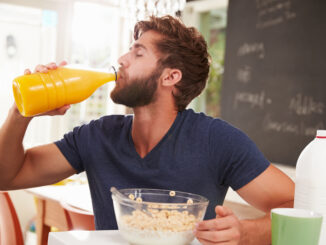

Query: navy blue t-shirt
55;109;270;230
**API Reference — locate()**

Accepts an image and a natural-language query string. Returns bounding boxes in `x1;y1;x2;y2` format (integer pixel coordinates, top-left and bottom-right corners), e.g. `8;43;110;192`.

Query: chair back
0;192;24;245
60;202;95;230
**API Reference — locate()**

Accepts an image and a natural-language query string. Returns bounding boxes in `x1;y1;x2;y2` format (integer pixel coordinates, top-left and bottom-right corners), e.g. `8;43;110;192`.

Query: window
183;0;228;118
65;1;123;130
199;9;227;118
0;2;58;147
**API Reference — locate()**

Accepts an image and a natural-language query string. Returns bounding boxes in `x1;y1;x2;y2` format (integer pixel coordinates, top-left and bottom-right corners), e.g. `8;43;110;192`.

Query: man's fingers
46;62;57;69
53;105;70;115
34;64;48;73
42;105;70;116
58;60;67;67
216;205;234;218
196;229;236;243
57;104;71;114
197;239;230;245
33;61;66;74
197;237;219;245
24;69;31;75
196;206;241;244
196;216;234;231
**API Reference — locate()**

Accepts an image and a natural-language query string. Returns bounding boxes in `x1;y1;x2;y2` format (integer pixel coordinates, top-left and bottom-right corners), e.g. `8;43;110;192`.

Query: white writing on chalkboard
256;0;296;29
289;93;324;116
237;43;265;59
263;114;299;134
263;114;325;136
233;91;272;109
224;0;326;165
237;66;252;83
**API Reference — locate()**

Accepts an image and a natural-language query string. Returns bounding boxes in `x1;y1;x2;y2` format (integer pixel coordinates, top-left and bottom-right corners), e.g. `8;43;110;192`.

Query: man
0;16;293;244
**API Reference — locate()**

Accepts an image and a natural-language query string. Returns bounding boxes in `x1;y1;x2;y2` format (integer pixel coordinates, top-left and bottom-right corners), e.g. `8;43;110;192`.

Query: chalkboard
221;0;326;166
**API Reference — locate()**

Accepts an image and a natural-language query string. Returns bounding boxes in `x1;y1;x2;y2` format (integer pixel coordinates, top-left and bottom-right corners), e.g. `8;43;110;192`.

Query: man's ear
161;68;182;87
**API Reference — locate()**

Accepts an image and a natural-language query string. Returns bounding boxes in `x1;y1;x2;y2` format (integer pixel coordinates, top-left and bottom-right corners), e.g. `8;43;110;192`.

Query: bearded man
0;16;294;245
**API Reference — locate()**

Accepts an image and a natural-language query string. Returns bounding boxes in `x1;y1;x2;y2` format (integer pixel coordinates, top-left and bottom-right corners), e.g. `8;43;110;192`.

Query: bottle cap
316;130;326;138
111;66;118;81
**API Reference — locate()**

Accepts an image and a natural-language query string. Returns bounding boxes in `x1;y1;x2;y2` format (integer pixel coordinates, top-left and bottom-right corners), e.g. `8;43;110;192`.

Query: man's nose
118;53;130;68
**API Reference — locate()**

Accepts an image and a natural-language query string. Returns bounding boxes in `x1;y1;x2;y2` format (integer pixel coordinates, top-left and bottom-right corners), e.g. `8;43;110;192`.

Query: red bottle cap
316;130;326;138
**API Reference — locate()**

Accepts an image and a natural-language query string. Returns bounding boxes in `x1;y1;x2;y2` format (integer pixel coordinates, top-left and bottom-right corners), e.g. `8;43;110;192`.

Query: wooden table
26;185;92;245
48;230;202;245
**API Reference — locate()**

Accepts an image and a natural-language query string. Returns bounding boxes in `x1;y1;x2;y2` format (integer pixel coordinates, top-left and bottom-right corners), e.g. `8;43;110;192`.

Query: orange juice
12;67;118;117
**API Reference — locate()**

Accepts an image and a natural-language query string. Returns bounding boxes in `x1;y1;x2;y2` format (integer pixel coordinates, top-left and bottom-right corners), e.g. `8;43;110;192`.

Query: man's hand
15;61;70;117
195;205;241;245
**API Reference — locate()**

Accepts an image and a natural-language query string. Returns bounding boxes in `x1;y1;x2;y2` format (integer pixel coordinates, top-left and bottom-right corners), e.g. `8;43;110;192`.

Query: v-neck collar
127;111;181;163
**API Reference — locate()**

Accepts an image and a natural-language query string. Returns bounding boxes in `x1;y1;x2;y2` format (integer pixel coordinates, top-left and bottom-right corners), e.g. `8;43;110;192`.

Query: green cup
271;208;323;245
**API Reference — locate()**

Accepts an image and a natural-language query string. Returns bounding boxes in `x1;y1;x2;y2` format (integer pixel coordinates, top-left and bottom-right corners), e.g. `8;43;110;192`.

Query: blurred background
0;0;228;243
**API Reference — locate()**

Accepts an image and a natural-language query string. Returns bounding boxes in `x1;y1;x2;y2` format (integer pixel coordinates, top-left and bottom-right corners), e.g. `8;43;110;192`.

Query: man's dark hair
134;15;210;111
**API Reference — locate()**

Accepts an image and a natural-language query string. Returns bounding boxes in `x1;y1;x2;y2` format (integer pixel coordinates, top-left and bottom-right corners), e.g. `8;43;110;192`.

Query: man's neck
131;105;178;158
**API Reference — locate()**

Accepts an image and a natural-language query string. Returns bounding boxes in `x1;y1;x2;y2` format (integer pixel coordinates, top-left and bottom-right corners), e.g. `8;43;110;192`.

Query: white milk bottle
294;130;326;245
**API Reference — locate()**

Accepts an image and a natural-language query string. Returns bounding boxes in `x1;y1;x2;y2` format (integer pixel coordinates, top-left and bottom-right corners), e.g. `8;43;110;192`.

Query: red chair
60;201;95;230
0;192;24;245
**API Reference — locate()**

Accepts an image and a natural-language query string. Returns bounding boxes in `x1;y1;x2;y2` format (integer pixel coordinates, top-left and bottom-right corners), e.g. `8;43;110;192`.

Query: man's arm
195;164;294;245
0;62;76;190
236;164;294;244
0;104;75;190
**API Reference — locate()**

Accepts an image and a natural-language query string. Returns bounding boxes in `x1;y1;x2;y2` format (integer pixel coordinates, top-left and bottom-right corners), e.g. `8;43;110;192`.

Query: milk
294;130;326;245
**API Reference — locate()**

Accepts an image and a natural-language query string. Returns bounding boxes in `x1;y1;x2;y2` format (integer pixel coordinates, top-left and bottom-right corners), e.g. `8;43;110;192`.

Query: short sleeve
55;125;87;173
209;120;270;191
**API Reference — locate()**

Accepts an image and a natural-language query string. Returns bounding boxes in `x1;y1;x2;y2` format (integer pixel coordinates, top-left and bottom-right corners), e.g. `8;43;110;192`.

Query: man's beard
110;68;161;108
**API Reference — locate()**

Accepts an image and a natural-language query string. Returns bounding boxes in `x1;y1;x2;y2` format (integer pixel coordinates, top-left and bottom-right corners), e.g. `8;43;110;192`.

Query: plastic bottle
294;130;326;245
12;66;118;117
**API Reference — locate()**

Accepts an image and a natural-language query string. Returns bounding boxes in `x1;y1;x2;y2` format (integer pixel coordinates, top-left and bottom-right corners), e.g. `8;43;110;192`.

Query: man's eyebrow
129;43;147;51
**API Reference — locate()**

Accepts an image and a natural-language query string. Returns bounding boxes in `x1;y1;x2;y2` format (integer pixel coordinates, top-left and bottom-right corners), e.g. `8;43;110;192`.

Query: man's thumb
215;205;233;218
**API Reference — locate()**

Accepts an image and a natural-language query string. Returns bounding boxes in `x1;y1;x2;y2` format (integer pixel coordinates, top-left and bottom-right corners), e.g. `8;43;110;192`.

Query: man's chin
110;93;130;107
110;94;151;108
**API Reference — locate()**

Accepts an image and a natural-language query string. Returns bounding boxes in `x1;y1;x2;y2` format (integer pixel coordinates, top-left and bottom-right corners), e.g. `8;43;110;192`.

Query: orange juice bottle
12;66;118;117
